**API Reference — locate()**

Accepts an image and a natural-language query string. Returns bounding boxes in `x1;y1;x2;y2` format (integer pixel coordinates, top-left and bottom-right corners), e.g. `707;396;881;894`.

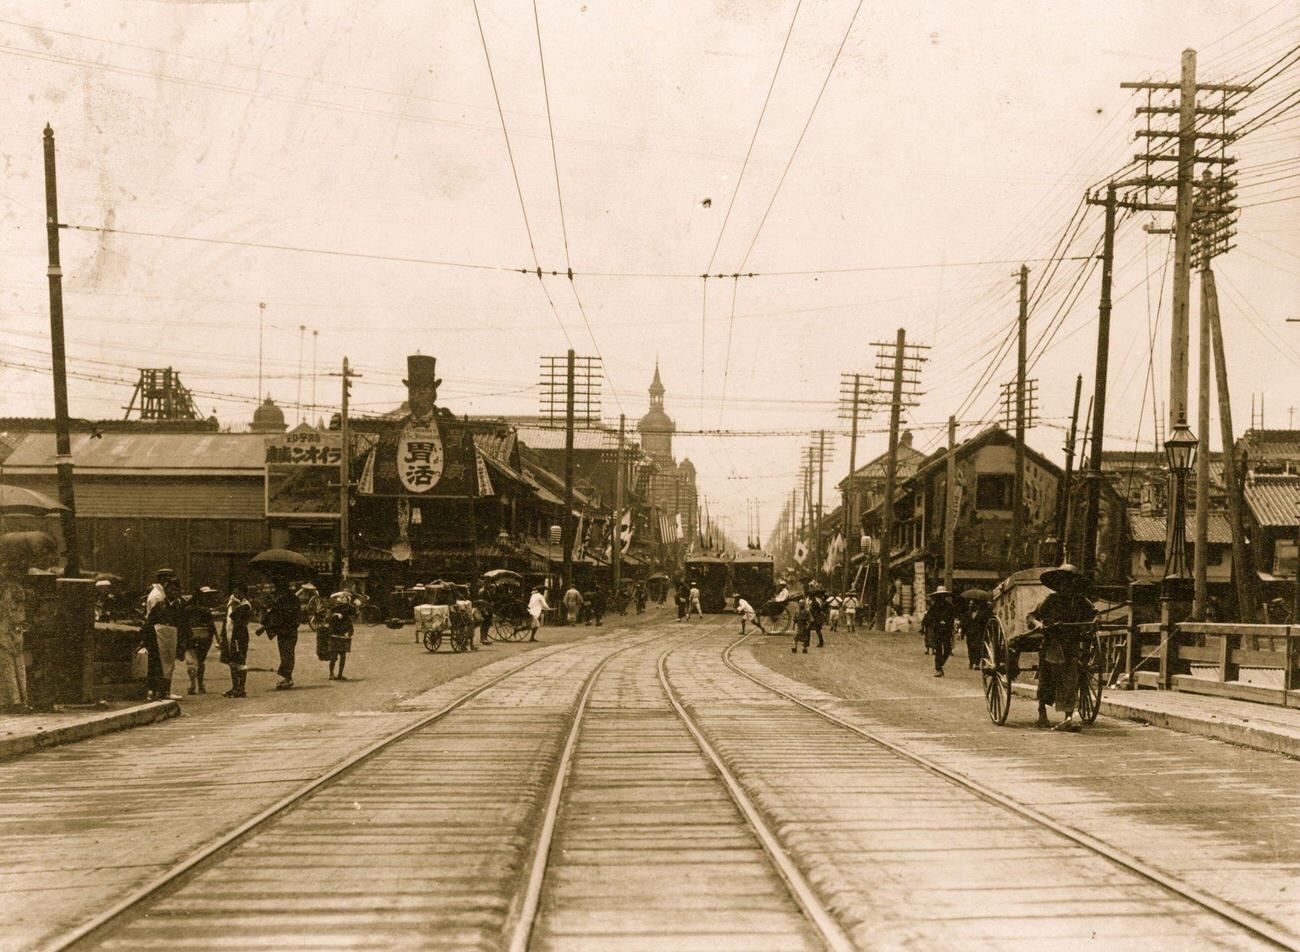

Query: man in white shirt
688;585;703;619
527;588;551;642
734;594;765;635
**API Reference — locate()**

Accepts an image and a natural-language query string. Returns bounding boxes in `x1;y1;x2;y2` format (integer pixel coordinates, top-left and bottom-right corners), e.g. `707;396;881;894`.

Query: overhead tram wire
470;0;574;349
529;0;623;415
708;0;804;423
715;0;867;424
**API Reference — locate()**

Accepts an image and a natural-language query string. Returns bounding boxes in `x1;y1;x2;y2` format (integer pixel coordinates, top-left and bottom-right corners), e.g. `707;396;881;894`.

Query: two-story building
862;426;1062;612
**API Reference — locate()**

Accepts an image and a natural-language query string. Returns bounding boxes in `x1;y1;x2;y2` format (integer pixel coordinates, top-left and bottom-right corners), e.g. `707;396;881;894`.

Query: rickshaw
757;597;794;634
482;575;532;642
415;581;476;653
980;567;1106;726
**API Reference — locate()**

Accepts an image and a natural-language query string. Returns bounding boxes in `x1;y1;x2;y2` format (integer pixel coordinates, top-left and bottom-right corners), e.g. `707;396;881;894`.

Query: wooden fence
1119;621;1299;707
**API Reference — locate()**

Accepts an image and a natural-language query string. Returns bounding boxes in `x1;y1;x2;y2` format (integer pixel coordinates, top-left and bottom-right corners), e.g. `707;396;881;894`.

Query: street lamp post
1160;417;1198;675
1163;417;1198;582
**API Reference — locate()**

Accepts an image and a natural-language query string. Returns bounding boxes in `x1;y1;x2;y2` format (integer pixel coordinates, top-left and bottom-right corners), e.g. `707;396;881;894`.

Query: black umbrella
249;548;315;580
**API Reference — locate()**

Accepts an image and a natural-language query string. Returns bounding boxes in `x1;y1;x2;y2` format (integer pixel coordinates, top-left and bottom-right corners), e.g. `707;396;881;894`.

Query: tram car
732;549;775;611
684;553;731;613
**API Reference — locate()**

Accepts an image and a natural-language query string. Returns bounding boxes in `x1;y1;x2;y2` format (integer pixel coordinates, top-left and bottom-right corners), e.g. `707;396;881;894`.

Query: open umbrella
482;568;524;583
645;573;670;583
961;588;993;603
0;484;68;515
249;548;315;580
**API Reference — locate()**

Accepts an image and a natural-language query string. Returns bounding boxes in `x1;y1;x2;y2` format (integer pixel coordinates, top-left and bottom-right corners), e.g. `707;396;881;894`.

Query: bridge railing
1120;621;1299;707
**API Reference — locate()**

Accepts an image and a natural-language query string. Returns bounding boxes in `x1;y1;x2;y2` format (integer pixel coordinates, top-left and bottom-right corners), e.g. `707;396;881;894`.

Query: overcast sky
1;0;1296;546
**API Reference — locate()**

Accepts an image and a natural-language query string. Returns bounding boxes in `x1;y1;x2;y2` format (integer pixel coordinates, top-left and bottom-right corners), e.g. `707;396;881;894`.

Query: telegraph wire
734;0;865;275
470;0;575;348
528;0;624;416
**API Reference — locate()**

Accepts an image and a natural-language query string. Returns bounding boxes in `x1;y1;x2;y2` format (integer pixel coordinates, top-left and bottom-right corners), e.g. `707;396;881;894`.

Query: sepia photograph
0;1;1297;949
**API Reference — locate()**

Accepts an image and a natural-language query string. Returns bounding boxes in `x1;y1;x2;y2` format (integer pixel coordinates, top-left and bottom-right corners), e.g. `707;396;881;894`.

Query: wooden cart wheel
421;627;442;653
451;625;472;652
764;604;793;635
981;617;1012;725
1077;629;1104;725
507;614;534;641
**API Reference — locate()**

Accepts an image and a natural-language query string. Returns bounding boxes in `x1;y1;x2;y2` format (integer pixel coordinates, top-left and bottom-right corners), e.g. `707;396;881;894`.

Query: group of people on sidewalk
140;570;361;701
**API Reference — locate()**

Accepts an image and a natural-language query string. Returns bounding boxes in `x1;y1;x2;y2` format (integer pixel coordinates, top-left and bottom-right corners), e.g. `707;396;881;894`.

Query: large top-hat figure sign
397;355;444;493
357;354;474;499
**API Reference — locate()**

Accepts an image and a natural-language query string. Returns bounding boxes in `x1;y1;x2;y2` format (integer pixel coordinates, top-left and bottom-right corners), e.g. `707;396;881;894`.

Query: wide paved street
3;611;1297;951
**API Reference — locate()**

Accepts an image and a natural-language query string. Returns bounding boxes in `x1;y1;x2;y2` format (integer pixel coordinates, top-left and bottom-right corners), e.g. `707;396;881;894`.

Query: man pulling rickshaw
1021;563;1096;731
980;563;1105;731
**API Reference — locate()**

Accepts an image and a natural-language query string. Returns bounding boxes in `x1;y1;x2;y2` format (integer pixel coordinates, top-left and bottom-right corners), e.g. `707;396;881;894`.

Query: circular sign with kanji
397;421;445;493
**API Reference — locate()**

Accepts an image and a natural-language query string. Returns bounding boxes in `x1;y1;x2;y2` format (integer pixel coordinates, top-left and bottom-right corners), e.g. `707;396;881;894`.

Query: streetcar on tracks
684;553;731;613
732;549;775;611
979;566;1112;726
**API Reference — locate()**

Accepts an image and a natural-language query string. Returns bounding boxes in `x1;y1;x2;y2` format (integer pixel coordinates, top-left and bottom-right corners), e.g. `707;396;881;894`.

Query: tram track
48;619;849;952
36;616;1291;950
715;632;1299;952
45;625;667;952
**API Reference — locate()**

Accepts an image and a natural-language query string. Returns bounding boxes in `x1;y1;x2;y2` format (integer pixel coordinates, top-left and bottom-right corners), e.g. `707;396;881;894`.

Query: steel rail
658;630;856;952
45;636;623;952
722;633;1300;952
503;628;670;952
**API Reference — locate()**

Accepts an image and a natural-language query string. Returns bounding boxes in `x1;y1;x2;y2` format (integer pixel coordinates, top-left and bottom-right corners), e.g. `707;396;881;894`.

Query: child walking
327;592;356;680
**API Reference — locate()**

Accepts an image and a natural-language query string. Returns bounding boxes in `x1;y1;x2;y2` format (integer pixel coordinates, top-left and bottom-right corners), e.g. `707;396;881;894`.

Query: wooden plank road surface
670;633;1282;952
0;628;637;952
742;628;1300;949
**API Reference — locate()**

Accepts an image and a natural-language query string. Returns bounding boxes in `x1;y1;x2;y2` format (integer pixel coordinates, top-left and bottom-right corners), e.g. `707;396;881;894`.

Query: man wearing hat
1026;564;1097;731
922;586;957;677
358;355;459;497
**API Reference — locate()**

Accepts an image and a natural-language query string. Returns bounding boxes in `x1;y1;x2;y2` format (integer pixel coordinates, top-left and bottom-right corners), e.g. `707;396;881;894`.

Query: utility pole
42;125;78;577
338;357;357;582
1012;264;1028;571
562;349;576;593
839;372;869;591
943;416;957;592
1207;273;1256;622
1082;183;1117;579
815;430;828;580
1056;375;1083;564
1193;259;1212;619
875;330;906;629
1120;51;1250;591
613;413;625;590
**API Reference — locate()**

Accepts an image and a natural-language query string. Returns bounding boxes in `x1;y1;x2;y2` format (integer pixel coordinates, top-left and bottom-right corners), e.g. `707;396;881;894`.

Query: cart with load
979;565;1106;726
416;581;476;653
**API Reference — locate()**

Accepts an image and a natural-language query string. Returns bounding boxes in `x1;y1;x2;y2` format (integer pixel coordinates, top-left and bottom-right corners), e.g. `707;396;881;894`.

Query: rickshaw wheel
451;625;472;652
492;616;517;641
1077;629;1104;725
981;617;1012;725
421;628;442;653
765;604;793;635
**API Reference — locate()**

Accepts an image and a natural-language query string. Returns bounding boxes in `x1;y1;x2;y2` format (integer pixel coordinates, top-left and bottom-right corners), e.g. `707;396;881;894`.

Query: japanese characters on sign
264;427;344;518
264;429;343;466
355;416;478;498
